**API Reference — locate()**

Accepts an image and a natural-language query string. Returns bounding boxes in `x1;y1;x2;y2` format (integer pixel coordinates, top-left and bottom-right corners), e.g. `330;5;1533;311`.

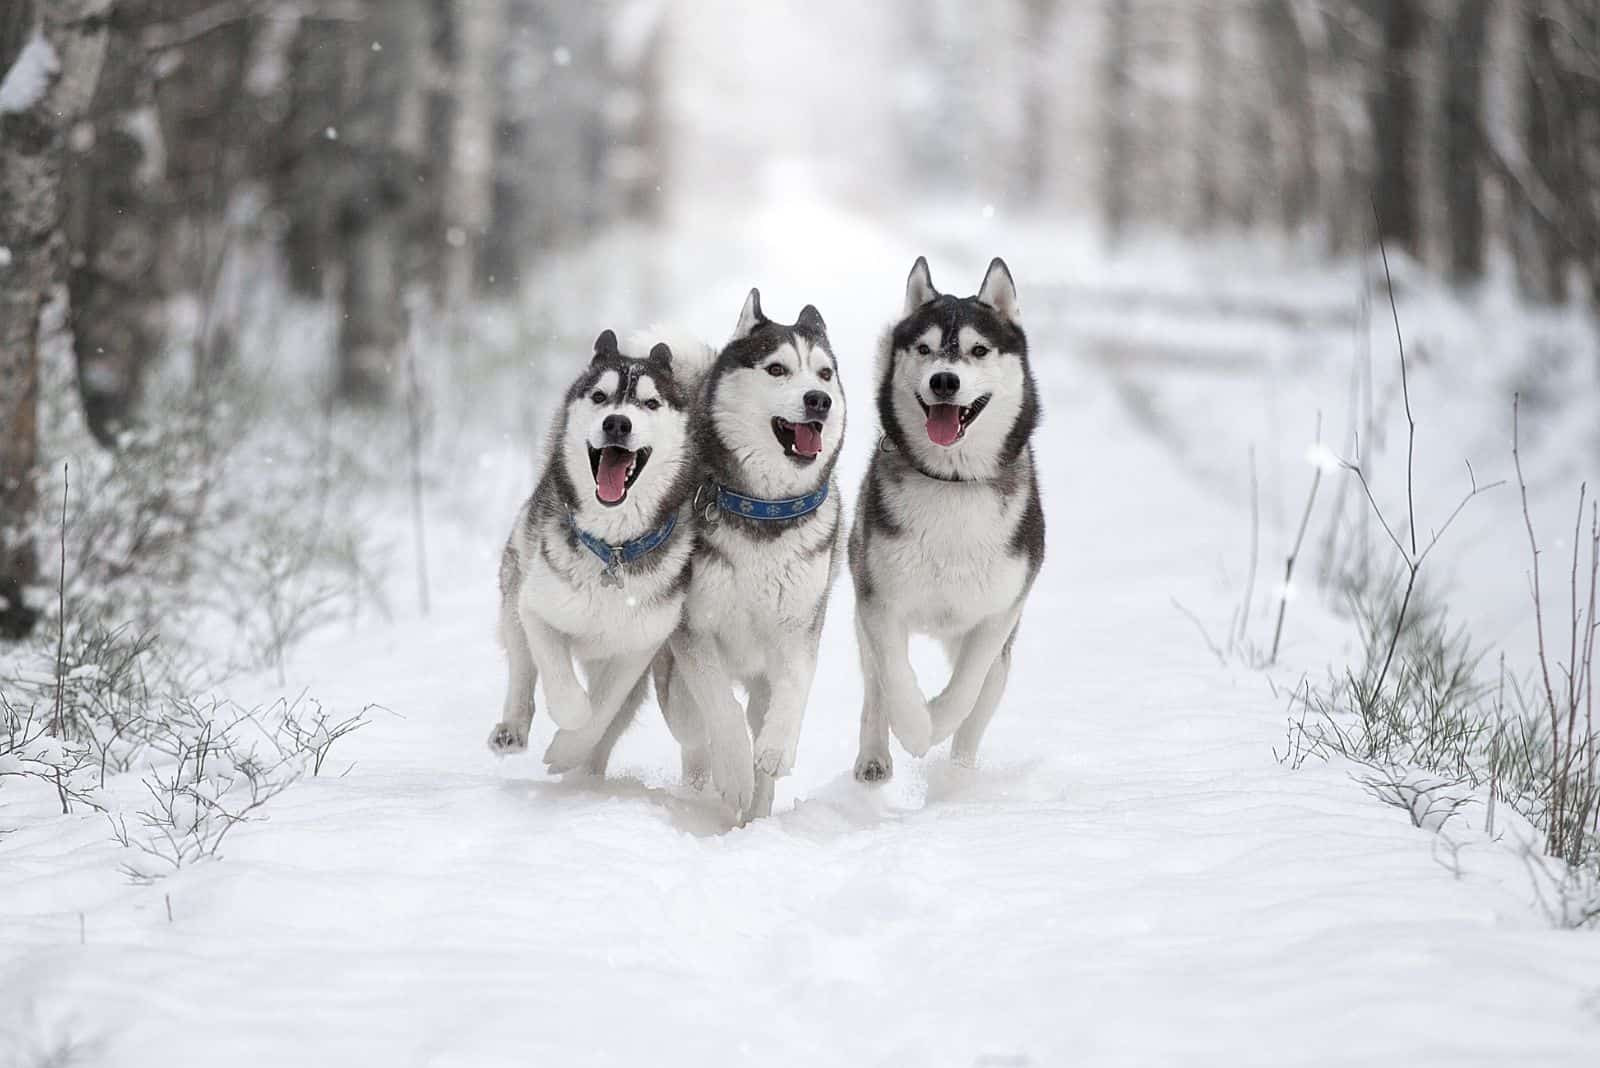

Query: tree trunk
1519;7;1571;302
1018;0;1057;205
1194;0;1223;230
0;0;109;640
1371;0;1421;254
481;0;539;292
1258;0;1318;233
440;0;501;303
65;0;164;446
1101;0;1134;244
1441;0;1489;285
335;0;427;406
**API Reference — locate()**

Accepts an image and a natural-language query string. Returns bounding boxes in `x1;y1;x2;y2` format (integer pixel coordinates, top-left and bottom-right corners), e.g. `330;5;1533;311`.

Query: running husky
851;257;1045;781
655;290;847;820
488;329;699;772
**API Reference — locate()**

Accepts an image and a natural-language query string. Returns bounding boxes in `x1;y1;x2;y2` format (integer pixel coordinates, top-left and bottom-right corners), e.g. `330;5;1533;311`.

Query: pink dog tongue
926;404;963;446
792;422;823;457
595;447;633;503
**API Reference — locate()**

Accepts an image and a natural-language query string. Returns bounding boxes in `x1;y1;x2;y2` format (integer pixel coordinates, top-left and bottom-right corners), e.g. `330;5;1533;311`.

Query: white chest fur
685;497;839;679
870;473;1031;636
519;532;688;662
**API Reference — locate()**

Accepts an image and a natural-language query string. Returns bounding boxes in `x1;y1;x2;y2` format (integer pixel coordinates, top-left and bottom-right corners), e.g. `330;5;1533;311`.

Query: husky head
701;289;846;497
555;329;694;536
879;256;1037;481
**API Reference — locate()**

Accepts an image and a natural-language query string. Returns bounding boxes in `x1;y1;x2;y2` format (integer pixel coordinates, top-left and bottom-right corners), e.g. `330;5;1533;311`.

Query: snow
0;31;58;115
3;194;1598;1064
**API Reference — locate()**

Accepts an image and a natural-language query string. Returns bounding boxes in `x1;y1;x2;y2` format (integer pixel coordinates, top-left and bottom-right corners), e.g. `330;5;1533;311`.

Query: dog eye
766;364;788;377
817;367;833;382
590;391;607;404
642;399;661;411
916;344;932;356
971;344;989;358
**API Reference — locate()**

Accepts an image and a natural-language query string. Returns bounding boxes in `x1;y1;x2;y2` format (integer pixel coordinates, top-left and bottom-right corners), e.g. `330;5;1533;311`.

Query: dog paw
542;727;597;773
888;703;932;758
710;741;755;815
950;745;980;769
487;722;528;755
753;727;797;778
853;750;893;784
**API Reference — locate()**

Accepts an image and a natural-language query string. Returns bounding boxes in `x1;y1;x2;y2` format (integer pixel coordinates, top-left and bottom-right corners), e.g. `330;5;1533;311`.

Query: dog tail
629;325;718;392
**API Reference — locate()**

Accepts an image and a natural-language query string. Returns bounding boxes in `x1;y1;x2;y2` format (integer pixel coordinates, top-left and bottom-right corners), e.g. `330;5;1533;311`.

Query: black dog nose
929;372;961;400
803;390;832;416
602;414;631;439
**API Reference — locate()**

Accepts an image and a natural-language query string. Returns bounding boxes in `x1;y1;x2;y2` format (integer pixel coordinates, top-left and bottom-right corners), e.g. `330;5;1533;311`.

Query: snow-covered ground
4;193;1599;1065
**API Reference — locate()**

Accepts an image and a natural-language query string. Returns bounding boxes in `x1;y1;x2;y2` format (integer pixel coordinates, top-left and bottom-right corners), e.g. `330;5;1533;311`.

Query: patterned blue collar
566;511;678;588
714;482;830;522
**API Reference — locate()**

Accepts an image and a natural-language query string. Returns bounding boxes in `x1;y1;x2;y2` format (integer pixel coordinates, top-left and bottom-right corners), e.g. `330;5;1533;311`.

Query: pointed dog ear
904;256;938;316
647;342;672;367
732;288;766;341
977;257;1019;323
795;304;827;337
592;329;620;363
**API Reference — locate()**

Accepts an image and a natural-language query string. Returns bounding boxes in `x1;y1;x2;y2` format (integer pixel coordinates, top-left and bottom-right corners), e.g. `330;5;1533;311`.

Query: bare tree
1371;0;1422;254
64;0;164;446
1101;0;1134;244
0;0;109;640
1257;0;1318;234
334;0;428;406
1441;0;1489;285
1019;0;1059;205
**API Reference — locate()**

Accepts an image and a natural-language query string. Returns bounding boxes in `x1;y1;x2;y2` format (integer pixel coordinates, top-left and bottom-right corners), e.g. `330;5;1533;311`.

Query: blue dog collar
714;482;830;521
567;511;678;587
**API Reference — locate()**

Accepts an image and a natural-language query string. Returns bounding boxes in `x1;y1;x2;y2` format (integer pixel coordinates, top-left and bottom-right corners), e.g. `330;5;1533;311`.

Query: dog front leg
668;630;754;814
520;615;592;729
489;593;538;753
655;646;709;789
929;606;1023;746
853;610;894;782
858;599;931;757
542;647;655;772
753;644;816;783
951;635;1014;766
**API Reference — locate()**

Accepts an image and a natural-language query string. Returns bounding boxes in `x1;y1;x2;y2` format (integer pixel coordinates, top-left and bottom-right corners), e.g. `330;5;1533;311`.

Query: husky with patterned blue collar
488;328;709;776
651;289;848;822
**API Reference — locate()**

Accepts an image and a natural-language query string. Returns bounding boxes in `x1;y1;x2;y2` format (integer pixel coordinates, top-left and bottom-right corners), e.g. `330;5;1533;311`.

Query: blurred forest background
1;0;1598;648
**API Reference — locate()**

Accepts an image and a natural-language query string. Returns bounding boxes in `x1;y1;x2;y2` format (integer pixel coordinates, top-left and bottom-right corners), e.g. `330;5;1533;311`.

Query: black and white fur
850;257;1045;781
489;330;701;774
655;290;847;820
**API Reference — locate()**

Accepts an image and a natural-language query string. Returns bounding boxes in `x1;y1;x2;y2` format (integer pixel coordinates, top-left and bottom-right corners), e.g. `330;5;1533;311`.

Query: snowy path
5;213;1599;1064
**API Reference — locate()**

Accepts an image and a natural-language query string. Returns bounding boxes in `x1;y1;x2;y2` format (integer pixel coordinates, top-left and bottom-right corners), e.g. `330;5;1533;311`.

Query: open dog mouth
918;394;992;446
587;444;651;505
771;417;824;463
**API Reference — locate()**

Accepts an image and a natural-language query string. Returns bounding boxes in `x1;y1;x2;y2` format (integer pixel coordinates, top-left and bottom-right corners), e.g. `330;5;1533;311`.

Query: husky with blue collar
488;329;703;774
654;290;847;820
851;257;1045;782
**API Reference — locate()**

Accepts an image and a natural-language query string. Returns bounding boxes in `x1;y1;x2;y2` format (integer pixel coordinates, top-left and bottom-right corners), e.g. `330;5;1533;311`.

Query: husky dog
654;290;847;819
850;257;1045;781
489;329;699;774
